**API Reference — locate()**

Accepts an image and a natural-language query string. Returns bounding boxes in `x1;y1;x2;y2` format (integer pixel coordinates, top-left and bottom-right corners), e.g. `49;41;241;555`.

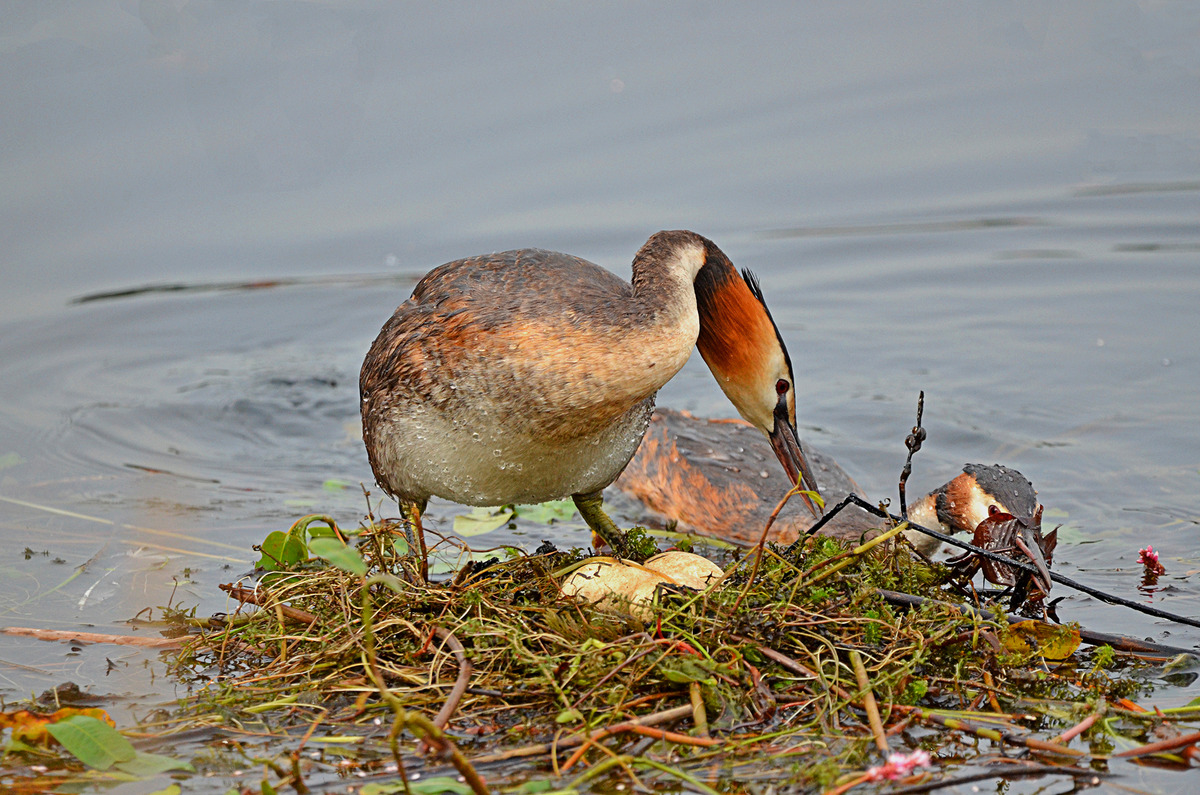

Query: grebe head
691;241;821;514
948;464;1053;594
937;463;1039;533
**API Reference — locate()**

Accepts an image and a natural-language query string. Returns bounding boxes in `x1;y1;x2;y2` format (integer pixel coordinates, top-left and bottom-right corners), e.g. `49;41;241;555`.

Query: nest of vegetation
174;512;1191;794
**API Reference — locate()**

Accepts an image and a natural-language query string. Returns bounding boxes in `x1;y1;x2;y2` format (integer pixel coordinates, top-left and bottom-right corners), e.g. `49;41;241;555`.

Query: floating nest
173;513;1192;794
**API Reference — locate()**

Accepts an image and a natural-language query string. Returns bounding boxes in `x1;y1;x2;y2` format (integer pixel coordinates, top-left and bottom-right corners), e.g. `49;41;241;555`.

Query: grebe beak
769;410;822;518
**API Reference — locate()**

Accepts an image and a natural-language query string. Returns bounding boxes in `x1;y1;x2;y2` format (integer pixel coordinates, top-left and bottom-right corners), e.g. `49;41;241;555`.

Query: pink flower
864;749;932;781
1139;546;1165;575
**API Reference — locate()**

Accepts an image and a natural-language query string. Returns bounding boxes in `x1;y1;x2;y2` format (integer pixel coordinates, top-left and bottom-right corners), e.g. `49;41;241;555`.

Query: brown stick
418;627;473;755
406;712;491;795
876;589;1198;658
1051;710;1102;746
851;650;889;755
220;584;318;625
893;705;1086;757
468;705;694;764
732;636;855;702
0;627;184;648
1112;729;1200;759
560;717;718;771
626;724;718;746
689;681;710;739
883;761;1104;794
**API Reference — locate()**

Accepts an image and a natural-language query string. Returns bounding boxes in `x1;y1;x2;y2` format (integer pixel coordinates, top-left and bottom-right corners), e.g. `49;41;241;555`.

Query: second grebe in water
617;408;1044;557
360;230;821;550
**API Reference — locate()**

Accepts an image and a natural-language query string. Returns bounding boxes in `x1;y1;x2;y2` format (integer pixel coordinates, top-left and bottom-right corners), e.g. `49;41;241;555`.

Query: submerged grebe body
617;409;1043;557
360;231;820;545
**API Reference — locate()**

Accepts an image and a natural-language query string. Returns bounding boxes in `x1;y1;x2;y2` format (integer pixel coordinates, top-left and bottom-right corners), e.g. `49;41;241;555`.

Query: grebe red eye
776;379;789;395
988;505;1000;516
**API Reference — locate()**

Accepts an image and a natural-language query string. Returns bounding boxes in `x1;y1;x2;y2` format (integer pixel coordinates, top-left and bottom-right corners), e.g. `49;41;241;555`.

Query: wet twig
899;391;926;520
1051;709;1103;745
876;589;1197;657
0;627;186;648
468;705;695;764
893;705;1086;757
887;762;1105;794
220;584;318;625
851;650;889;756
560;721;719;771
418;627;473;755
1112;729;1200;759
807;494;1200;635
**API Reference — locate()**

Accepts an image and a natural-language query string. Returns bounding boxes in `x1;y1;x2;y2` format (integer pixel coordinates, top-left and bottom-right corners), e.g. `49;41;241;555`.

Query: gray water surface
2;3;1198;791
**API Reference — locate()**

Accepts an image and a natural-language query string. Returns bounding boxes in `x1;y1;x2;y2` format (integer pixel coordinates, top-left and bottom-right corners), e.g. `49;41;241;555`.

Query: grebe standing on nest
360;230;821;554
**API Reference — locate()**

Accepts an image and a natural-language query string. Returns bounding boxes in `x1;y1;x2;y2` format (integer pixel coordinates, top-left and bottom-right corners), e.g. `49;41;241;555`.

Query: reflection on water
1;4;1199;788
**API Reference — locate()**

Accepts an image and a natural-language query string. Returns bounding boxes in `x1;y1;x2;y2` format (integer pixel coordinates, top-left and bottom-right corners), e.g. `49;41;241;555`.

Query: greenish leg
573;491;623;551
400;499;429;582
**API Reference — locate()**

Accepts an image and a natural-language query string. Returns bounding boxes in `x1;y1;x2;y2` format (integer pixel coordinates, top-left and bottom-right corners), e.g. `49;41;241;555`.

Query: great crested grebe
360;230;821;550
616;409;1043;559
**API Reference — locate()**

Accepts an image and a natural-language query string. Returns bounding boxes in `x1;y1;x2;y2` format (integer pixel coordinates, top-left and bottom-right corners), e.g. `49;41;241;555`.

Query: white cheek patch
964;480;994;530
963;478;1027;530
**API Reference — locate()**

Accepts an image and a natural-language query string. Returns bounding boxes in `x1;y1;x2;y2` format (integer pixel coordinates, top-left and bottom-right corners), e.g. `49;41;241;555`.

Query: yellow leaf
1003;621;1081;661
0;707;115;746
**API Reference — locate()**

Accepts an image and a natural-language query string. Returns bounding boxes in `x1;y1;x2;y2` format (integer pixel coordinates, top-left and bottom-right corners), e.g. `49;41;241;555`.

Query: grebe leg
573;490;622;552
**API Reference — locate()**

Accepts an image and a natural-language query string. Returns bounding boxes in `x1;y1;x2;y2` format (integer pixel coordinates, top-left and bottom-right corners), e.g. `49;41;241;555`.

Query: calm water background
1;3;1198;792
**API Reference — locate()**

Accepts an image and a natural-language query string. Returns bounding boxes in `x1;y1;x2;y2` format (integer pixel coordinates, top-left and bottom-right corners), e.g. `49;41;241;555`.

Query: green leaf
146;784;182;795
375;573;407;593
517;781;576;795
257;530;309;571
363;779;473;795
428;557;461;576
323;479;354;491
361;784;407;795
411;777;476;795
308;537;367;577
555;707;584;724
291;514;341;539
256;531;287;570
45;715;136;771
661;658;719;685
515;499;577;524
453;506;514;537
115;750;194;776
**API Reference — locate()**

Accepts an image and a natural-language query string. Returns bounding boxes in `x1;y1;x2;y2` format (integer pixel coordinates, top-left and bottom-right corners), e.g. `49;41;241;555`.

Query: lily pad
515;499;577;524
453;506;515;536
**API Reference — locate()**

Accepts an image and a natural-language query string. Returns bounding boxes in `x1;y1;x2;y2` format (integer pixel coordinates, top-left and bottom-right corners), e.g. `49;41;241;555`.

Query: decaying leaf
0;707;114;746
1003;620;1081;660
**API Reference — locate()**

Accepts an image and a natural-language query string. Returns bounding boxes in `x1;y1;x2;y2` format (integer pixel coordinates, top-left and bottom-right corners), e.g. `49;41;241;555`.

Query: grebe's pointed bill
769;390;823;518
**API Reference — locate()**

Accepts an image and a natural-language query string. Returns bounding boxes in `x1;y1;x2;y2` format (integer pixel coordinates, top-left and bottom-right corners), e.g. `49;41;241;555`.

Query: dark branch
898;390;926;520
796;492;1200;637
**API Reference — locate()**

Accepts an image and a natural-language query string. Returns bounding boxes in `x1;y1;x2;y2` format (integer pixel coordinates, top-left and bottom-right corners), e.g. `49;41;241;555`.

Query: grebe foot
573;491;623;553
400;500;429;583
